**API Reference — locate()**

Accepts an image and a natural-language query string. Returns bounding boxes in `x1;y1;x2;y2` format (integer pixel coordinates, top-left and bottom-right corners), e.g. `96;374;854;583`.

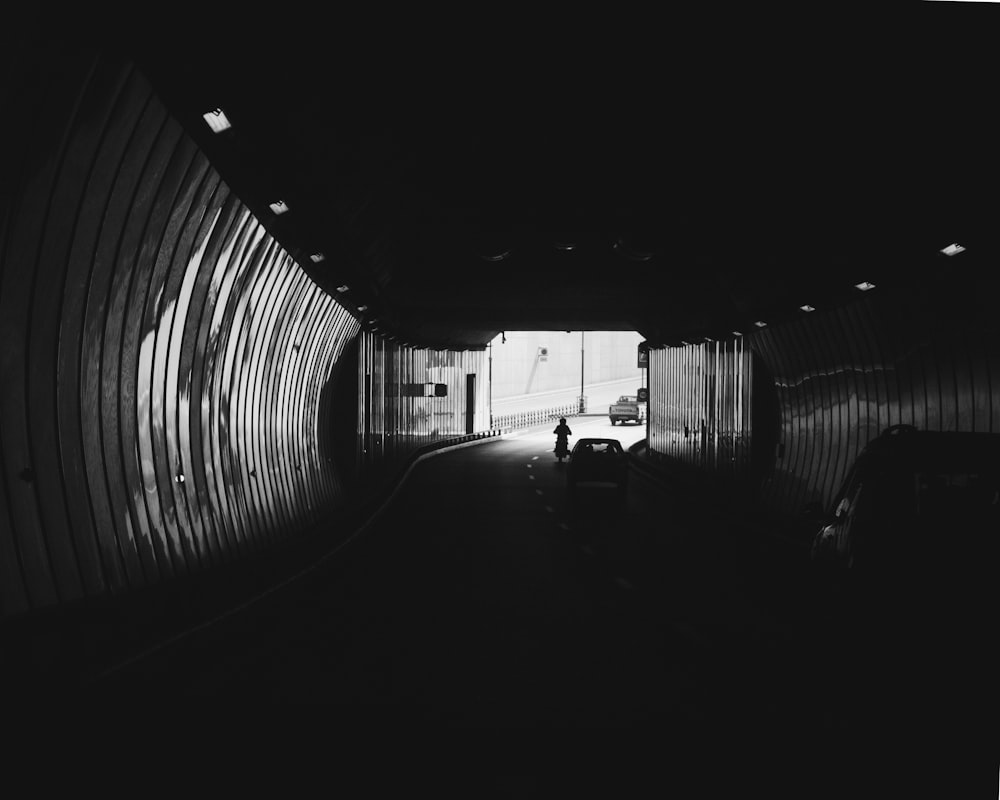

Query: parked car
566;437;629;501
808;424;1000;598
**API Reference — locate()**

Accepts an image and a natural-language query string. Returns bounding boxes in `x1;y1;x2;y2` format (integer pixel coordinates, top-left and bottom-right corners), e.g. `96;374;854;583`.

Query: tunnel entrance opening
487;330;645;427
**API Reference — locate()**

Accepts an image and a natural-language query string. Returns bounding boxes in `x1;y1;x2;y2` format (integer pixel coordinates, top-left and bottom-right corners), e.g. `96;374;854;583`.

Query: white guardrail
491;403;581;431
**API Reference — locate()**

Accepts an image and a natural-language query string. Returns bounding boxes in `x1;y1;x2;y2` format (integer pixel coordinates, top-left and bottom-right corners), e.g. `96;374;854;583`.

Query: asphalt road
78;418;991;756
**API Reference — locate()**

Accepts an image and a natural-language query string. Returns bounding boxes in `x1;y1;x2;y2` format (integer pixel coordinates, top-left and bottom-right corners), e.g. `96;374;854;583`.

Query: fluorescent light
754;320;767;327
800;304;816;312
940;243;966;256
357;305;368;312
202;108;231;133
335;285;350;293
732;331;743;337
269;200;290;215
854;281;875;291
309;252;325;263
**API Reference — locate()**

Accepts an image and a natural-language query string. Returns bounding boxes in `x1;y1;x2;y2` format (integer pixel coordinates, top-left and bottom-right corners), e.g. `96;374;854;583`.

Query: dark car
809;424;1000;597
566;437;629;501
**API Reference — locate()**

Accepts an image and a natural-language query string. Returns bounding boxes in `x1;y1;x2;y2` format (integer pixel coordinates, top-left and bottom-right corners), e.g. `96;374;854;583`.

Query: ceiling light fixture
335;285;349;293
854;281;875;292
732;331;743;337
754;320;767;327
202;108;232;133
800;304;816;312
309;252;325;263
269;200;290;215
940;243;966;256
357;305;368;312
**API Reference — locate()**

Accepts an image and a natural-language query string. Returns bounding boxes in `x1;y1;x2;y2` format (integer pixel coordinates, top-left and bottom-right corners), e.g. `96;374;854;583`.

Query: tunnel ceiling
60;6;999;349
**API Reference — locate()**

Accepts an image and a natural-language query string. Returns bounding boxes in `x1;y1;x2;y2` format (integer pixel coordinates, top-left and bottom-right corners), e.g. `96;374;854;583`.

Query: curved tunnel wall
0;50;360;618
648;284;1000;522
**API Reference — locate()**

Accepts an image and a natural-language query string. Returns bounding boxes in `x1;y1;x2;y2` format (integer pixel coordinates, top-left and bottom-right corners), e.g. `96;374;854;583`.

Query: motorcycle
553;418;572;463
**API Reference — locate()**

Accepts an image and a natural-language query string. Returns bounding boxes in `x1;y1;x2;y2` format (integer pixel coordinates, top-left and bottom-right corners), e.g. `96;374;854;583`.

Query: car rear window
582;442;622;455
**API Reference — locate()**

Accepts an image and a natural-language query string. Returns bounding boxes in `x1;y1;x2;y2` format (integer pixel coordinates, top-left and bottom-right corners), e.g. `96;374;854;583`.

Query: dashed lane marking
528;475;535;480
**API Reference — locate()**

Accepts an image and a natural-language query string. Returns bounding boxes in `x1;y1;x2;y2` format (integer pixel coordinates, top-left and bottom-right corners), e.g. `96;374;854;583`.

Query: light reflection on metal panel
0;52;361;617
648;338;753;482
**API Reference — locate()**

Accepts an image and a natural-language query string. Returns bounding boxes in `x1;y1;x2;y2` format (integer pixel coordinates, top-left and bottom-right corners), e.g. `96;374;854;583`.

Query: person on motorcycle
553;417;572;462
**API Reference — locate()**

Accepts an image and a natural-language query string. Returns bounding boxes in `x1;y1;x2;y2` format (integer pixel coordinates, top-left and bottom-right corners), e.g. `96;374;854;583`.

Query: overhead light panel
754;320;767;327
800;304;816;312
854;281;875;292
309;252;325;263
357;305;368;312
732;331;743;337
940;243;966;256
202;108;231;133
335;285;349;293
269;200;289;215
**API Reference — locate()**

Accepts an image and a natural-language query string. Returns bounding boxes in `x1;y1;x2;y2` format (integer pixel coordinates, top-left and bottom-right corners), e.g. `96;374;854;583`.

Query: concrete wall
488;330;644;399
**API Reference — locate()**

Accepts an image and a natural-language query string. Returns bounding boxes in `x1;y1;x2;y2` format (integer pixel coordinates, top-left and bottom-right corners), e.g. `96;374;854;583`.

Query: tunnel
1;6;997;774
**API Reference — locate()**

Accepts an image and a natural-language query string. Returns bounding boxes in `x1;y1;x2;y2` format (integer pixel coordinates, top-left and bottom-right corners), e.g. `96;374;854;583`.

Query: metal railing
491;403;580;431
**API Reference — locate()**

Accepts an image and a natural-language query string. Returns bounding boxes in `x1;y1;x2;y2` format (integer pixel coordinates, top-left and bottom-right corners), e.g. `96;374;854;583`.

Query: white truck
608;395;642;425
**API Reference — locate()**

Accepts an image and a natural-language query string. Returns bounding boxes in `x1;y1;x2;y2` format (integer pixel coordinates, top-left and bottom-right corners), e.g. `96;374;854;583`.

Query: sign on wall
637;342;649;368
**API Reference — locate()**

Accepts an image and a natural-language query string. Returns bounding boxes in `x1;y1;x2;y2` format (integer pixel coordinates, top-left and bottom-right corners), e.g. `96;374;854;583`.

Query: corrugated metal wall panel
648;288;1000;520
356;334;489;494
0;52;361;618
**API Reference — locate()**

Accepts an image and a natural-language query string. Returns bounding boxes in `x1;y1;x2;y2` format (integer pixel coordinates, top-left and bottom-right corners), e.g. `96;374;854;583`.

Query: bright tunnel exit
486;330;646;426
